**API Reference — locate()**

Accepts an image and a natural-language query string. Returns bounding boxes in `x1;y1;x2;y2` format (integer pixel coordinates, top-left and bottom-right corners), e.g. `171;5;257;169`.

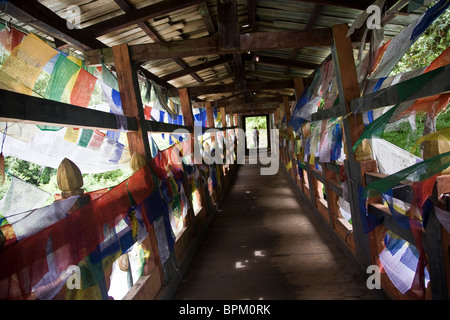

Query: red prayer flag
70;69;97;107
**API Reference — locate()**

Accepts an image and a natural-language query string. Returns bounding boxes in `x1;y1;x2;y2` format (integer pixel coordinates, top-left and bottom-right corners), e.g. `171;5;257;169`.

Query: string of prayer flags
0;165;154;300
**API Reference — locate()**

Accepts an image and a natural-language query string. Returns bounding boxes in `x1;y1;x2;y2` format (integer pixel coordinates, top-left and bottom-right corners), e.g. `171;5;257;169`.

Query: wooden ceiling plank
161;55;232;81
84;0;205;38
255;55;319;71
291;0;376;11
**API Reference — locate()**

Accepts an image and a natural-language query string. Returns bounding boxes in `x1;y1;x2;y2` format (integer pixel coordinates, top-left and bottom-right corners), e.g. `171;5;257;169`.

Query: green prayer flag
78;129;94;148
101;63;119;92
44;54;80;102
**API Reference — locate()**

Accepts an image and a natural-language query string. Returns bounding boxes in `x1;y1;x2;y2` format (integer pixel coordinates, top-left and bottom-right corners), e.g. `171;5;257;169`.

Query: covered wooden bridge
0;0;449;302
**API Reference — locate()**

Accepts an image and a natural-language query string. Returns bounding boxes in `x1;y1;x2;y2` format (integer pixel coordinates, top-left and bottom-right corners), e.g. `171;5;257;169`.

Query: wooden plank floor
173;157;383;300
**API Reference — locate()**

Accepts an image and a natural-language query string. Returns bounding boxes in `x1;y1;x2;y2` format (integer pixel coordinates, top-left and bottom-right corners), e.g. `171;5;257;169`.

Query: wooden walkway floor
173;157;383;300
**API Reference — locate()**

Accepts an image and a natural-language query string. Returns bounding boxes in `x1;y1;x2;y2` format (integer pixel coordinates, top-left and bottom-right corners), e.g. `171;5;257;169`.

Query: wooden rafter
0;0;104;51
247;0;257;31
285;4;324;75
112;0;204;84
176;79;295;97
161;55;233;82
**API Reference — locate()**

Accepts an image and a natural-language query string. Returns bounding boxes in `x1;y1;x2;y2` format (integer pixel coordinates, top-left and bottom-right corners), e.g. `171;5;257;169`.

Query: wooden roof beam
173;79;296;97
0;0;105;51
85;28;333;65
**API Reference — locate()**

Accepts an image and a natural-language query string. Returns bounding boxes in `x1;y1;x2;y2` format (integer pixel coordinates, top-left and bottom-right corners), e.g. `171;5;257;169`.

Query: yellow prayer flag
285;161;292;170
412;127;450;154
64;127;80;143
67;55;83;67
0;34;57;95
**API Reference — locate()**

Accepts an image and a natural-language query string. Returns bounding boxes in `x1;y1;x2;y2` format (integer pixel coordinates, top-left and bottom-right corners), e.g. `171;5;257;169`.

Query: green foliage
383;4;450;155
0;156;134;202
245;116;267;129
5;156;54;185
82;167;133;192
391;5;450;75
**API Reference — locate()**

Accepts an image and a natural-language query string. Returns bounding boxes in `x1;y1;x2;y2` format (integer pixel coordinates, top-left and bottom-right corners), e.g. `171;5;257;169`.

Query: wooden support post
423;206;448;300
205;102;214;128
179;88;194;129
205;102;216;145
229;111;234;126
274;108;279;124
283;96;291;125
112;44;151;162
331;24;364;158
179;88;195;158
293;77;305;101
112;43;164;287
220;107;227;128
332;24;371;269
